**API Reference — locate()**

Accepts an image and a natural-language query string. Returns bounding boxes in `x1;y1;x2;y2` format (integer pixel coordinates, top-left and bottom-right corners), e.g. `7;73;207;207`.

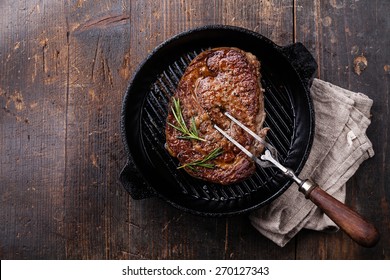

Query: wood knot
353;54;368;75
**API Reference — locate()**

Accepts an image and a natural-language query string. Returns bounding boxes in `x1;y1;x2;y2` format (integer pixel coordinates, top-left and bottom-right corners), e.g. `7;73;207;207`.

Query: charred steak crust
165;47;268;185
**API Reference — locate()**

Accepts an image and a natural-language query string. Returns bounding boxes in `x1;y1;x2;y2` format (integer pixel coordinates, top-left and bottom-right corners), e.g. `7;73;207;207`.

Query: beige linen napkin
249;78;374;247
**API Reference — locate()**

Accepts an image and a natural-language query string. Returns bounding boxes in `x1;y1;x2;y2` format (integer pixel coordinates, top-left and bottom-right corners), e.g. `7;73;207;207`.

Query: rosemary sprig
178;147;223;171
168;97;205;141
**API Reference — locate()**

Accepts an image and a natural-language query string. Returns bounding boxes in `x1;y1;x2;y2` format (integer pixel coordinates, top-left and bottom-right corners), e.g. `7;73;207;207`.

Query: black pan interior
121;26;314;216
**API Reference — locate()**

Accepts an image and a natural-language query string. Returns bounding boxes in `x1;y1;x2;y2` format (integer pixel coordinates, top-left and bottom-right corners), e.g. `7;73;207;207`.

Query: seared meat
165;47;268;185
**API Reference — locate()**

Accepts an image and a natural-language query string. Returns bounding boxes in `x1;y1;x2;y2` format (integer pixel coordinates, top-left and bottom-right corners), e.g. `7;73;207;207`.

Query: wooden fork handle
299;180;380;247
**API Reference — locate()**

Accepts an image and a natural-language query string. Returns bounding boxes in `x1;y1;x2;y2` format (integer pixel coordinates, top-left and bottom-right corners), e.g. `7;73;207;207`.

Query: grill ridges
141;49;294;202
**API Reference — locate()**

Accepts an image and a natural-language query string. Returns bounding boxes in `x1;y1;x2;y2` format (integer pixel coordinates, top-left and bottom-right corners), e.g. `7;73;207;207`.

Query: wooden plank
63;0;132;259
295;0;390;259
0;1;68;259
222;0;294;45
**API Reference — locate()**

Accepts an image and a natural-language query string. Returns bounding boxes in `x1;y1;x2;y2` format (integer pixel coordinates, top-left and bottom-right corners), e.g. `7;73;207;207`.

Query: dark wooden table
1;0;389;260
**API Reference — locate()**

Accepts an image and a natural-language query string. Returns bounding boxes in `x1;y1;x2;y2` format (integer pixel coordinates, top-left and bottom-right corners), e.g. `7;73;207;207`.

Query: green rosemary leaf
190;117;199;138
168;97;205;142
167;122;185;134
178;147;223;171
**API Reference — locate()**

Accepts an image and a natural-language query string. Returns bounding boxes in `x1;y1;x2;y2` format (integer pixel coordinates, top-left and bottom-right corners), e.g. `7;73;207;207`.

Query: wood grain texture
1;0;389;260
0;0;68;259
63;0;131;260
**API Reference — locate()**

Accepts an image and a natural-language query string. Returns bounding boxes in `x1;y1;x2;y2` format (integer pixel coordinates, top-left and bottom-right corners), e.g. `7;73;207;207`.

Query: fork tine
214;124;269;167
224;112;278;159
214;125;253;159
224;112;266;145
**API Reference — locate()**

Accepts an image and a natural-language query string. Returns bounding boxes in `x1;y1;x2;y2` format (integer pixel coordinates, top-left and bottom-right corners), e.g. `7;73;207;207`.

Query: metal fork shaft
214;125;254;160
224;112;267;146
224;112;278;157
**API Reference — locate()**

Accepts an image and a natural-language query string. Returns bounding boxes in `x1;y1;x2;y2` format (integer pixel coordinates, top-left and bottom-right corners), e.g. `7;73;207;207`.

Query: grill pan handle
119;159;157;199
281;42;318;87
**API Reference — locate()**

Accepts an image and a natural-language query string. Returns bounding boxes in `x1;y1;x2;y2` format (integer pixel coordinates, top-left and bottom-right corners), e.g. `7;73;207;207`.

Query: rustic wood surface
1;0;389;260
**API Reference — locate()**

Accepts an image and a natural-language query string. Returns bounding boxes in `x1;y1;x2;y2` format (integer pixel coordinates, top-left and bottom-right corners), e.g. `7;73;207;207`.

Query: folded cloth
249;78;375;247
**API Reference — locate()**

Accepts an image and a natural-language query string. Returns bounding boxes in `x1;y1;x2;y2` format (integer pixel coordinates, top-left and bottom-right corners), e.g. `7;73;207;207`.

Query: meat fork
214;112;379;248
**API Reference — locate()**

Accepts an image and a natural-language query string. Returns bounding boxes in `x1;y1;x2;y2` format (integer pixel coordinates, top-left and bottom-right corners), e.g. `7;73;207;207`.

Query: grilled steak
165;47;268;185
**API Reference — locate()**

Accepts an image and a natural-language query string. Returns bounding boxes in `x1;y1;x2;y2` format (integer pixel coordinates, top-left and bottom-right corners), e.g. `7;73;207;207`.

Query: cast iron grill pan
120;26;317;216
